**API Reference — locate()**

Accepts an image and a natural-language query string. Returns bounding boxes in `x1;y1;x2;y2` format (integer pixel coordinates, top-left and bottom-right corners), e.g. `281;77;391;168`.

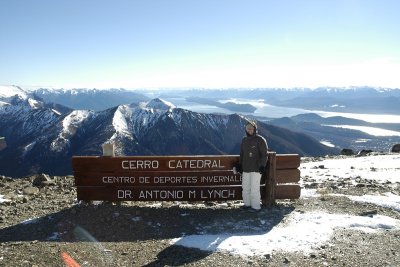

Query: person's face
246;126;255;135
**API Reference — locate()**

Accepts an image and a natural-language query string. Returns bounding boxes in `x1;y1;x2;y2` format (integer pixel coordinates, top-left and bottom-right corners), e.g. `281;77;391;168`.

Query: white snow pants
242;171;261;210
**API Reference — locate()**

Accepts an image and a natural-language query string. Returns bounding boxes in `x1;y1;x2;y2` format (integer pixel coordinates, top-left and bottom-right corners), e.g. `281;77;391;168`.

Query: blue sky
1;0;400;89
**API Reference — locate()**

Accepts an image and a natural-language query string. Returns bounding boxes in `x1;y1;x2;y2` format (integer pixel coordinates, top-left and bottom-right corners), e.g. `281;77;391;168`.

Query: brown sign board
276;169;300;184
74;170;242;186
72;153;301;203
78;186;265;201
72;155;239;172
75;186;268;201
275;154;300;170
275;184;301;199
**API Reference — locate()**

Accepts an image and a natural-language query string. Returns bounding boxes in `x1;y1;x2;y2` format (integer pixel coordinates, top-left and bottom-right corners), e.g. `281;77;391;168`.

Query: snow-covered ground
171;154;400;257
172;212;399;256
301;154;400;183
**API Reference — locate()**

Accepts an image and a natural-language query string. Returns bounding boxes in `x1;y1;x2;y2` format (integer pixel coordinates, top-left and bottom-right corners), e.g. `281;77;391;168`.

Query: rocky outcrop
357;149;373;156
341;148;354;156
0;138;6;151
391;144;400;153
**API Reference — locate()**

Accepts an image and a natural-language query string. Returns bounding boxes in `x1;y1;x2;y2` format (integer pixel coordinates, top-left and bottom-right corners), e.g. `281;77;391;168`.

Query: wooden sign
72;155;239;172
72;153;301;204
74;170;242;186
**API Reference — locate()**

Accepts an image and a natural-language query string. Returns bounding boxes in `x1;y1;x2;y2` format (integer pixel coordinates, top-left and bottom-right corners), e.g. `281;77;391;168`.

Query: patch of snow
51;109;61;116
145;98;176;111
320;140;335;147
0;195;11;203
304;190;400;212
0;85;28;99
300;188;320;198
124;104;167;139
22;217;40;224
330;104;345;108
346;192;400;212
61;110;91;135
22;141;37;157
172;154;400;257
113;106;130;134
172;212;400;256
27;98;41;109
51;110;91;152
301;154;400;183
0;100;10;107
355;139;370;143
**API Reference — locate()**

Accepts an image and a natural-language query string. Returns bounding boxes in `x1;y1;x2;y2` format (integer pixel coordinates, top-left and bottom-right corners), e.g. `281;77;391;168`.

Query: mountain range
31;86;400;151
272;87;400;114
0;86;336;177
25;86;400;115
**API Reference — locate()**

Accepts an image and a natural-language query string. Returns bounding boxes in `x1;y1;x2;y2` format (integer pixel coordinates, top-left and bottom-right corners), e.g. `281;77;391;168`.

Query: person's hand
235;164;243;174
259;166;265;174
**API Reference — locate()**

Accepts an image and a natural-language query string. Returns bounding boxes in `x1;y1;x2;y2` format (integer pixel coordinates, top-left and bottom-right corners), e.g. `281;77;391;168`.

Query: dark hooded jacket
239;127;268;172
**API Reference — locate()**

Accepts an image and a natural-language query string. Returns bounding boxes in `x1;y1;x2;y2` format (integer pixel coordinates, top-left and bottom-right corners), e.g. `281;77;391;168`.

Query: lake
163;97;400;124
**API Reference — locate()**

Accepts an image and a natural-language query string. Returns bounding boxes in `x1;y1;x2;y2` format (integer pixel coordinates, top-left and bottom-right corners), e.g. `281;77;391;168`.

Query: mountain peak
0;85;28;100
145;98;176;111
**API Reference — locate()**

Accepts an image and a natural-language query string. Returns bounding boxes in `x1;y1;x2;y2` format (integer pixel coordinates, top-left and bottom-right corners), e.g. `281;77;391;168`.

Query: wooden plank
275;154;300;170
276;169;300;184
275;184;301;199
76;186;253;201
264;152;276;207
74;170;242;186
72;155;240;172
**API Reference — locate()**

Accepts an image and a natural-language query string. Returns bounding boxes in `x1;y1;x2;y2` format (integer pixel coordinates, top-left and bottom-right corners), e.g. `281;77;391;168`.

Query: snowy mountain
144;98;176;110
33;87;149;111
0;85;29;99
14;86;400;115
153;87;400;115
0;95;336;177
15;86;398;113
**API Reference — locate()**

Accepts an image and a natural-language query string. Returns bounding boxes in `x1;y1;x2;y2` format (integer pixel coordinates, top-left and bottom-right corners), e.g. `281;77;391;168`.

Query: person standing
238;121;268;212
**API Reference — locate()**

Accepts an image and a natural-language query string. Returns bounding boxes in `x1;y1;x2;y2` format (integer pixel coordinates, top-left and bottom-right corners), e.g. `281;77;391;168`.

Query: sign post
72;152;301;204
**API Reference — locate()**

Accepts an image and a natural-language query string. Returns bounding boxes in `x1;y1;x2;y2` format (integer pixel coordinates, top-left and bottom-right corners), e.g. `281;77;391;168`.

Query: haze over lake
160;96;400;124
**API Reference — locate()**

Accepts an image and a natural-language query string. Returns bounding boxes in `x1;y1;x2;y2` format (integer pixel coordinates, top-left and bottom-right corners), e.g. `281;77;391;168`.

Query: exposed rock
22;186;39;195
359;210;378;217
0;137;6;151
391;144;400;153
32;173;54;187
356;149;373;156
341;148;355;156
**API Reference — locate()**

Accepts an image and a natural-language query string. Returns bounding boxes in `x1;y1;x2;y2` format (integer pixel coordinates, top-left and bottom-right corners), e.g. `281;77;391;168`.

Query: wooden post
102;143;115;157
264;152;276;207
